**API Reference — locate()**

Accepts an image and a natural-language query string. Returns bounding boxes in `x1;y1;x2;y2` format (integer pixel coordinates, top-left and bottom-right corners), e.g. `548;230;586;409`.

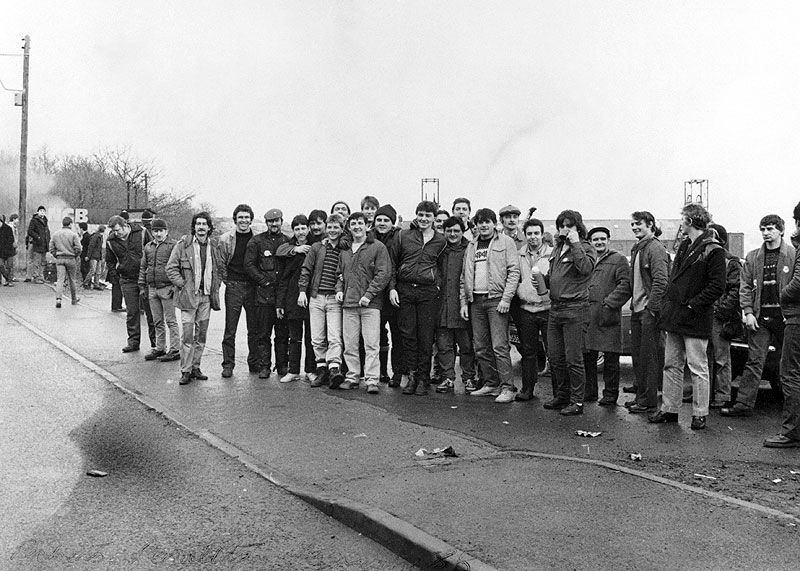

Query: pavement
3;281;800;569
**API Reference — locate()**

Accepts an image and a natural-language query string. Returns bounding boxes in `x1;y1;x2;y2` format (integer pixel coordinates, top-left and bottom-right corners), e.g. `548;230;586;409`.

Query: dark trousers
287;316;315;374
436;327;475;381
110;271;123;310
515;308;548;394
222;281;259;370
736;315;784;408
780;323;800;440
380;309;405;376
585;350;621;400
397;283;439;381
254;303;288;371
120;278;155;348
632;310;664;407
548;302;588;404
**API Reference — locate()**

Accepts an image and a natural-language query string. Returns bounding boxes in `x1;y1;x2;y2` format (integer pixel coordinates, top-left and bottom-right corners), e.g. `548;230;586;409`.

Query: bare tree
94;145;161;208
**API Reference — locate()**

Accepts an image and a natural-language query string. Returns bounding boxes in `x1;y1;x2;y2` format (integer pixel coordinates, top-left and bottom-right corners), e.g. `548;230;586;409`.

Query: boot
414;376;430;396
402;371;418;395
388;371;402;388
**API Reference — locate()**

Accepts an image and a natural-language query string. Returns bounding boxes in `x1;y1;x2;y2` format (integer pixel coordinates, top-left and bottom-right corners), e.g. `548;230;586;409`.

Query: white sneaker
307;371;317;382
495;388;516;403
279;373;298;383
471;385;501;397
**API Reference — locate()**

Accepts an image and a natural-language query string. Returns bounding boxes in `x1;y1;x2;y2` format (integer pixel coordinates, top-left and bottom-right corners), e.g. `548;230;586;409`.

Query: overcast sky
2;1;799;249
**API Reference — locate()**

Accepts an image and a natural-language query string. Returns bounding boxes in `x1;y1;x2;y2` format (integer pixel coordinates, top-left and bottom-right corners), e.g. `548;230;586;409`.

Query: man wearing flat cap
245;208;291;379
499;205;525;250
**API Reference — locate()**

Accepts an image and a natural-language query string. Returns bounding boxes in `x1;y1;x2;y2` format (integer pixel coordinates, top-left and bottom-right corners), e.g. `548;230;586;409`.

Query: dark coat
713;251;742;323
244;230;290;306
659;230;726;338
87;231;104;260
438;237;469;329
27;214;50;253
388;221;446;290
585;249;632;353
781;247;800;324
547;238;596;304
370;227;399;314
106;223;153;281
0;223;15;258
276;236;309;320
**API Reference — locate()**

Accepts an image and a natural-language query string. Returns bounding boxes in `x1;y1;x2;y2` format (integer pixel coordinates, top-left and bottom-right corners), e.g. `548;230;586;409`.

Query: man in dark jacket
649;203;725;430
245;208;290;379
583;227;631;405
138;218;179;362
764;202;800;447
707;223;742;408
388;200;447;396
336;212;390;393
543;210;596;416
369;204;405;385
83;225;106;290
434;216;476;393
0;215;15;286
106;214;156;352
276;215;316;383
625;211;670;413
25;205;50;283
722;214;796;417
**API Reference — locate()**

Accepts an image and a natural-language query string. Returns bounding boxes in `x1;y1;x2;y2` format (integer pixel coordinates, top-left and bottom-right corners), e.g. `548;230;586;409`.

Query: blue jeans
222;280;260;370
470;294;514;390
548;302;588;404
735;315;784;409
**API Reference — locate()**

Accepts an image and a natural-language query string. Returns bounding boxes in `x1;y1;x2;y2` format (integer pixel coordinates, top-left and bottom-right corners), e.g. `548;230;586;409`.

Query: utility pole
18;35;30;249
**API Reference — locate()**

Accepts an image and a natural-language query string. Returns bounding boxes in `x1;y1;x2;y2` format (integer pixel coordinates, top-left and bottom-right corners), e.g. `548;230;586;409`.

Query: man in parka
166;212;222;385
583;227;631;405
139;218;179;362
26;205;50;283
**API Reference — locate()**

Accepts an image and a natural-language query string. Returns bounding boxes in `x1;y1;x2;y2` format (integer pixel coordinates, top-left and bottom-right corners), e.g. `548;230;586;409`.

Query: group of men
22;194;798;450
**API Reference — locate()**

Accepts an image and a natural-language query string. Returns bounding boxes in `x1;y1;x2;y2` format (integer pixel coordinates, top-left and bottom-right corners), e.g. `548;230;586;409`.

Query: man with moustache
245;208;291;379
166;212;222;385
499;205;525;250
218;204;259;378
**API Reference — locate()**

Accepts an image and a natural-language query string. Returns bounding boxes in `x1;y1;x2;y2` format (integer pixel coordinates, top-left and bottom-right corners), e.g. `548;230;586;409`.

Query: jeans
548;302;588;404
632;310;664;408
514;308;548;394
735;315;784;409
54;258;79;302
343;307;381;384
585;350;621;400
254;303;288;371
710;317;732;403
120;278;155;348
180;294;211;372
380;308;405;376
222;281;260;370
779;323;800;440
661;332;710;416
470;295;514;390
397;283;439;381
148;285;179;353
83;259;102;288
436;327;475;382
287;315;316;374
308;294;343;366
26;246;45;280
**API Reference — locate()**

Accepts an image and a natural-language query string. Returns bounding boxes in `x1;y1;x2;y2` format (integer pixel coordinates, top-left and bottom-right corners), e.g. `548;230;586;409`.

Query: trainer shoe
463;379;478;393
435;379;454;393
280;373;298;383
367;383;380;394
690;416;707;430
764;434;800;448
339;380;354;390
471;385;501;397
328;367;344;389
495;388;517;403
144;349;166;361
560;403;583;415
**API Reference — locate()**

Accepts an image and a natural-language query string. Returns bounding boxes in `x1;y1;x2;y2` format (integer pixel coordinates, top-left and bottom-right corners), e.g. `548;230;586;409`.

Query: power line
0;76;22;92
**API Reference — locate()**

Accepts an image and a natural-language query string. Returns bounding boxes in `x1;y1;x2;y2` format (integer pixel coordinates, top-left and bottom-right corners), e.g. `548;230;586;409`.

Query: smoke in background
0;150;62;222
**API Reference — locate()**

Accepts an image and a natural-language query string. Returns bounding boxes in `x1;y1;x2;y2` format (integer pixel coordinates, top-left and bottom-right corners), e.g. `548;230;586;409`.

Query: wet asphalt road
0;313;413;570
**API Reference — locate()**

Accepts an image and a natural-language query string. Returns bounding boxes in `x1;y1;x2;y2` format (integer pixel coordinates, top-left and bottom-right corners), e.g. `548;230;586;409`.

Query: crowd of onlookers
4;196;800;449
